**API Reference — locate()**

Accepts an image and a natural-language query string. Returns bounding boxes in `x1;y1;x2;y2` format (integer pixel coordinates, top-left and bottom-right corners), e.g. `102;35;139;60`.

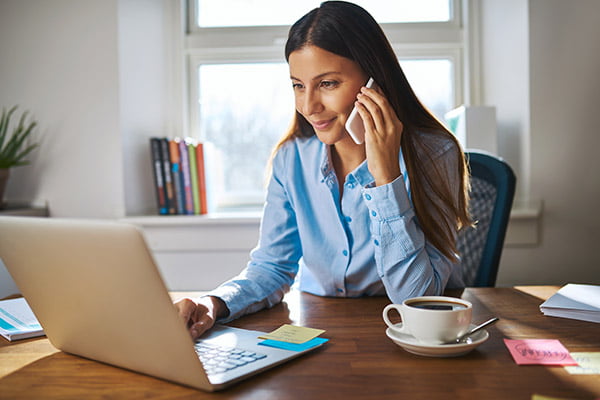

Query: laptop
0;216;324;391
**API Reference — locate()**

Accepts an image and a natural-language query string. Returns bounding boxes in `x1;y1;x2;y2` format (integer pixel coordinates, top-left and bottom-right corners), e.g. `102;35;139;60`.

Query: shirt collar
319;144;334;182
319;144;372;183
318;142;406;188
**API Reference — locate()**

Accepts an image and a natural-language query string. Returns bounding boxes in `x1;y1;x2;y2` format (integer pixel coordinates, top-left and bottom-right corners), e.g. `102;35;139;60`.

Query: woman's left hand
354;85;403;186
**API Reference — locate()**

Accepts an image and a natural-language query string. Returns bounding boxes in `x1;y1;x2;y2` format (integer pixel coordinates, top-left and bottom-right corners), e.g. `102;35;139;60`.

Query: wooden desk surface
1;287;599;400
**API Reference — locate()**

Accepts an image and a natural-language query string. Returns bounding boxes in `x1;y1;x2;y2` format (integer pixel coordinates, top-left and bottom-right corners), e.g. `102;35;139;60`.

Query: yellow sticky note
259;324;325;344
564;352;600;375
532;395;578;400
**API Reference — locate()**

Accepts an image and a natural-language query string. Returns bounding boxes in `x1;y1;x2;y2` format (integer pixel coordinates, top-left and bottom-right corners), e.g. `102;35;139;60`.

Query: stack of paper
540;284;600;323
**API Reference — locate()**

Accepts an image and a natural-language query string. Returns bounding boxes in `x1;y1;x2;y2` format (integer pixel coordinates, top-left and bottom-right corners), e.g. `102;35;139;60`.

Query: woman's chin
314;129;351;145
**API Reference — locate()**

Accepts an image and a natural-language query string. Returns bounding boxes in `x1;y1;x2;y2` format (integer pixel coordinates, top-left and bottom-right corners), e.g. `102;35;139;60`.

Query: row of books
150;137;211;215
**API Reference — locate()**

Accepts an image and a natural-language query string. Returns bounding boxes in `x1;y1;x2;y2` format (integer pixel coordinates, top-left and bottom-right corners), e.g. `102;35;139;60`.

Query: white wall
482;0;600;285
0;0;170;218
1;0;598;294
0;0;125;218
479;0;530;201
118;0;174;216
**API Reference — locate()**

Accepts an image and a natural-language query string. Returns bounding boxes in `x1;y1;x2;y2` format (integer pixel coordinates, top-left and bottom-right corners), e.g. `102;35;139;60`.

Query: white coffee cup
382;296;473;345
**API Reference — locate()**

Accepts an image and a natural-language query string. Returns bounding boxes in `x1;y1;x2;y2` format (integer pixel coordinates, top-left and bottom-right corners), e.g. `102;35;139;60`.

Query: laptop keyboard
194;342;267;375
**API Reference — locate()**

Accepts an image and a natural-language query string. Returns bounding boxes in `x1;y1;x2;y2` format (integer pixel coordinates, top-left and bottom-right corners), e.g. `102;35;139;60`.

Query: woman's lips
311;118;336;130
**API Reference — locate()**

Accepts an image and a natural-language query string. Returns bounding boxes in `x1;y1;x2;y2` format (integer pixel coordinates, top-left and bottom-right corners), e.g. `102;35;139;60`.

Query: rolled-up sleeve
205;145;301;322
362;152;460;303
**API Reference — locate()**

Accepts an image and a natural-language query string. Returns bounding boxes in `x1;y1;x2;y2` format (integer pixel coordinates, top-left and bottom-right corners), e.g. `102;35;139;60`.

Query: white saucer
385;323;489;357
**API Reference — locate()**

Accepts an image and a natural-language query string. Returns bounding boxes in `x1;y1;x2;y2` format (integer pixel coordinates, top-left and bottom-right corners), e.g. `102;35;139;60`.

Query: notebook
0;216;325;391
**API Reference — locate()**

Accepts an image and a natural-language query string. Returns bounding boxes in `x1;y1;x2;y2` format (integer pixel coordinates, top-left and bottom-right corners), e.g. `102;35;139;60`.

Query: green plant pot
0;168;9;209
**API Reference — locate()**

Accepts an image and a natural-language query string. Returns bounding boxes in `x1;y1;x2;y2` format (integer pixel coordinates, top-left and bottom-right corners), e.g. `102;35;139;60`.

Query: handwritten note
504;339;578;366
259;324;325;344
532;395;582;400
564;352;600;375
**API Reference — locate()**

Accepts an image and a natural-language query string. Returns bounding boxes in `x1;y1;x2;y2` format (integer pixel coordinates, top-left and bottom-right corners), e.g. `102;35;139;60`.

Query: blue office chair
457;150;516;287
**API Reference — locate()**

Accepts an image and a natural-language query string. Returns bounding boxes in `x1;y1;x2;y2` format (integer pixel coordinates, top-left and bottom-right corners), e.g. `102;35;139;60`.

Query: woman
176;1;471;339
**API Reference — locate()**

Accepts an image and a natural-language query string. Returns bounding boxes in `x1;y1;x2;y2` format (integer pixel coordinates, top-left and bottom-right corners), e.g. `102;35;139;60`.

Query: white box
445;105;498;154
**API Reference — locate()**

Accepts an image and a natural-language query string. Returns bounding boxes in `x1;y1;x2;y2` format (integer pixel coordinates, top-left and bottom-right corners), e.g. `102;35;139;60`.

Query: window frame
183;0;466;209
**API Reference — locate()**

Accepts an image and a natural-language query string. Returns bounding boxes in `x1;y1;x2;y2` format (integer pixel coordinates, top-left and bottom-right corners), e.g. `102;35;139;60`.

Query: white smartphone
345;77;375;145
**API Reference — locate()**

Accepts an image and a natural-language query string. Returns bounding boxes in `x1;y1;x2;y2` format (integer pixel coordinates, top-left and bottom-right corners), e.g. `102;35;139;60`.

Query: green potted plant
0;106;39;208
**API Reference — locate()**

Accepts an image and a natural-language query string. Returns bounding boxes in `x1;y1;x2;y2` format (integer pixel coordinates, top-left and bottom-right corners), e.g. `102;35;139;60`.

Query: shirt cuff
203;284;241;323
362;174;412;220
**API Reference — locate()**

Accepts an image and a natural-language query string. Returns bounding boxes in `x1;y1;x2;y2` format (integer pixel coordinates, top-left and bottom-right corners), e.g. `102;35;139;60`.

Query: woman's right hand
354;85;403;187
174;296;227;339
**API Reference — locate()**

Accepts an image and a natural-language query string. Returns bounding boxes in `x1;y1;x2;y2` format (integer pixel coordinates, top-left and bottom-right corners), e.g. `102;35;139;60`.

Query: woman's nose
302;90;324;116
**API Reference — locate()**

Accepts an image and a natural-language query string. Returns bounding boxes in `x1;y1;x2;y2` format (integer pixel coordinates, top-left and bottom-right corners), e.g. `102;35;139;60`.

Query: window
185;0;464;210
196;0;451;27
198;63;294;205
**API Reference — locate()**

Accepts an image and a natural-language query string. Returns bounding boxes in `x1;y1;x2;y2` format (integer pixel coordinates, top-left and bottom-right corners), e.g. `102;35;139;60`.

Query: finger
356;94;385;135
360;87;396;129
174;298;196;326
359;87;403;140
189;312;214;339
354;100;376;137
360;85;386;104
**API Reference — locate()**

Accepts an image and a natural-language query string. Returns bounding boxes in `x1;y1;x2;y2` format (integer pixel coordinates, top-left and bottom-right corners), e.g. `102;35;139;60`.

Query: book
540;283;600;323
178;139;195;215
0;297;44;341
187;140;201;214
150;138;168;215
159;138;176;215
195;142;208;215
168;139;185;214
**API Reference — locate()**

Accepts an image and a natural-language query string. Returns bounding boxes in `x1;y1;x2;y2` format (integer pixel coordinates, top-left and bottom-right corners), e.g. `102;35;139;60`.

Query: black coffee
408;301;467;311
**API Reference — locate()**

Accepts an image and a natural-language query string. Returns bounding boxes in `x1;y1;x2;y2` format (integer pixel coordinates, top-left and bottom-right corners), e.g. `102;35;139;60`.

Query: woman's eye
320;80;338;89
292;83;304;90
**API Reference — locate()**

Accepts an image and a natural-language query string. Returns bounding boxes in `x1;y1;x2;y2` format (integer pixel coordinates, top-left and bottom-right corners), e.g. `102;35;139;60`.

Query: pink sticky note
504;339;578;366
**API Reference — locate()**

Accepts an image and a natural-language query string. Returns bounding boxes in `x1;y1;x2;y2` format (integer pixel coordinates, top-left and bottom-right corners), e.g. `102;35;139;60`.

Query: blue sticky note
259;337;329;352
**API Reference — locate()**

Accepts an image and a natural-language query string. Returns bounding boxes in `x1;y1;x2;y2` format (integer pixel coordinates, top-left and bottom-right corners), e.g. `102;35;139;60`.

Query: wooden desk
1;287;599;400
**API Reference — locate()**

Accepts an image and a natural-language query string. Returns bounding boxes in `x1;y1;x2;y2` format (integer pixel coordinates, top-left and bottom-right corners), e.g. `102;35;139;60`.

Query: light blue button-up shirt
207;134;464;322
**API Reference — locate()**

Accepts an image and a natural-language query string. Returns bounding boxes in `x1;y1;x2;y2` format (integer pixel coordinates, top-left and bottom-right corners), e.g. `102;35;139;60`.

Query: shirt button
336;288;344;293
374;239;380;246
342;250;348;256
371;210;377;217
364;194;372;200
345;216;352;223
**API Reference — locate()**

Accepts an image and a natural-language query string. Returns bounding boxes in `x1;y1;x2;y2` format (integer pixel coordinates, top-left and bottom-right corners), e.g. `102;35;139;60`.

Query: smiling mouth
311;118;336;130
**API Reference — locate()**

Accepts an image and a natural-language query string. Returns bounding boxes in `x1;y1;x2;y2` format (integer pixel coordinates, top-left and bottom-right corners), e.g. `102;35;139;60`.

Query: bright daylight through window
187;0;460;210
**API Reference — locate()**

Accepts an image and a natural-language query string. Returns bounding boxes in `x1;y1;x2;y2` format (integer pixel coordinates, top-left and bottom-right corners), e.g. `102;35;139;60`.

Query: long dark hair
276;1;470;260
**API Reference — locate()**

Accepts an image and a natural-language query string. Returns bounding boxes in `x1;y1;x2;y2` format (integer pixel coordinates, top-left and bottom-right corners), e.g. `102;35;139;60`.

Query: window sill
121;211;262;252
123;200;543;248
122;210;262;226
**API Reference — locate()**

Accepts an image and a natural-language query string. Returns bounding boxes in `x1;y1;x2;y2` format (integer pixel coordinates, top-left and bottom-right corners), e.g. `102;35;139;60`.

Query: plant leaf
11;143;38;165
0;106;18;152
0;106;38;168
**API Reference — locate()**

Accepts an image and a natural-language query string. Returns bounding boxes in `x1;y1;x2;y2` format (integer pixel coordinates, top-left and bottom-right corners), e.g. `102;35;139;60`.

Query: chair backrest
457;150;516;287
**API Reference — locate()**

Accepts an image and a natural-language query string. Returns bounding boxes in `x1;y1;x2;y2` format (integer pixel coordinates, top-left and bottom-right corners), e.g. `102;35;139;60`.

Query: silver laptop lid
0;217;211;390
